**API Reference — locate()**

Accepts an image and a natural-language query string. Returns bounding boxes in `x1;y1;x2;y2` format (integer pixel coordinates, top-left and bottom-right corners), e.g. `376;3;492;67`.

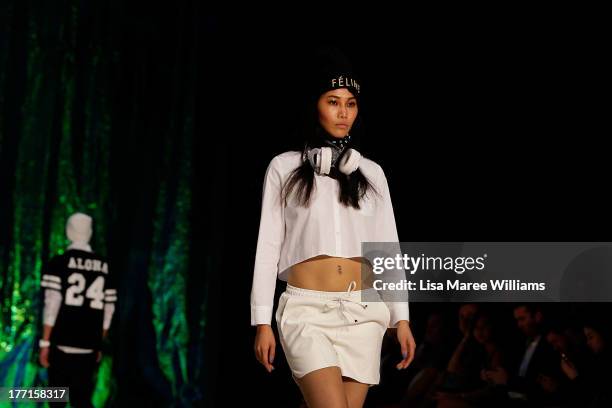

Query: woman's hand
254;324;276;373
482;366;508;385
396;320;416;370
560;358;578;380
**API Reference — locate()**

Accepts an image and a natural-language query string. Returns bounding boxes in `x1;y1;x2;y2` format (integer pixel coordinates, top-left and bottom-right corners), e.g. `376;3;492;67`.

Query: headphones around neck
305;146;362;176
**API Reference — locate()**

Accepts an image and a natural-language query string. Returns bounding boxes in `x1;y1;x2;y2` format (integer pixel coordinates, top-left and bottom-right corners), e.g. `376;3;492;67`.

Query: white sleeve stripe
41;281;61;290
42;274;61;283
105;296;117;302
104;289;117;294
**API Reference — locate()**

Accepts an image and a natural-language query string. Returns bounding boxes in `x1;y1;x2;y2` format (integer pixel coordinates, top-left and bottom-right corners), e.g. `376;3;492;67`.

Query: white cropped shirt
250;151;409;328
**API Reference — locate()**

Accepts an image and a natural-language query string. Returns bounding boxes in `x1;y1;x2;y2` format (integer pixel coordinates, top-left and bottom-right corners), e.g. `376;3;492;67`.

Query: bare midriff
287;255;375;292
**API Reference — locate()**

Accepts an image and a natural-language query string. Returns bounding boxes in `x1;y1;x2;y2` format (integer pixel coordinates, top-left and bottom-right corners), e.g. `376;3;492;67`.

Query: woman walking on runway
250;46;415;408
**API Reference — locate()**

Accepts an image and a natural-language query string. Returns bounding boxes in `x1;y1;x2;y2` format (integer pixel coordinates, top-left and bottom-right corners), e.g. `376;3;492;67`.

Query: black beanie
291;46;364;157
310;46;361;102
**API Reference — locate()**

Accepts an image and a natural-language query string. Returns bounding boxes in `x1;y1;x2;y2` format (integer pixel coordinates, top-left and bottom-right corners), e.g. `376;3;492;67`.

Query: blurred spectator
559;317;611;407
546;321;591;378
435;304;483;394
368;304;612;408
373;310;453;407
396;311;454;407
482;304;564;406
431;311;508;407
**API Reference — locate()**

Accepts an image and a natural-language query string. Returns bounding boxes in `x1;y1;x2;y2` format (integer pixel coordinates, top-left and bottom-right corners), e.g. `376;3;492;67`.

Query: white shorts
275;280;390;387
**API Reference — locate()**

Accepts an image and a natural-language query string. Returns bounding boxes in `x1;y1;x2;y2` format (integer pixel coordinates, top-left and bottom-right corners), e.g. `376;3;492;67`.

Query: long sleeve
250;156;286;325
374;167;410;328
41;257;63;326
43;289;63;326
103;304;115;330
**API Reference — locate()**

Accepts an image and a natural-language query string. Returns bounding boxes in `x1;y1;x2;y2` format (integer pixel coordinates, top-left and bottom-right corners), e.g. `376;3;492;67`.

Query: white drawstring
322;280;368;326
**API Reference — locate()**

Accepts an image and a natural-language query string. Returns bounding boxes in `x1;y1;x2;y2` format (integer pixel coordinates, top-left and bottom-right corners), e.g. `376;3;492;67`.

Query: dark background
212;13;609;408
1;3;609;407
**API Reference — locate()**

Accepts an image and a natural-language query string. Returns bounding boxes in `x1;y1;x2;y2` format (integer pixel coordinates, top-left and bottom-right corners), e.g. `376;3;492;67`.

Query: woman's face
584;327;605;354
317;88;358;138
473;316;492;344
546;331;568;353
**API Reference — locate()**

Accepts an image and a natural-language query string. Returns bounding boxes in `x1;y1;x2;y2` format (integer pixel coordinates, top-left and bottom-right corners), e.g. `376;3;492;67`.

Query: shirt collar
67;242;93;253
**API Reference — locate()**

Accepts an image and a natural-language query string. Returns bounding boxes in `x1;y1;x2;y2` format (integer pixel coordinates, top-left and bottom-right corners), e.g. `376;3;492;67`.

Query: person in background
396;311;454;408
482;304;563;406
559;317;611;407
435;304;483;395
545;321;591;385
38;212;116;408
432;310;508;407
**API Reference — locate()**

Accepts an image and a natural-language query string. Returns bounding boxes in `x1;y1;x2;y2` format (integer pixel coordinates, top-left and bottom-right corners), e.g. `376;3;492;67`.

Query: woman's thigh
296;366;349;408
342;376;369;408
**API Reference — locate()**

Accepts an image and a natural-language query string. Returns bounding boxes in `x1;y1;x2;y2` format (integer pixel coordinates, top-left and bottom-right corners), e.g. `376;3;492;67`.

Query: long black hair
281;93;379;210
